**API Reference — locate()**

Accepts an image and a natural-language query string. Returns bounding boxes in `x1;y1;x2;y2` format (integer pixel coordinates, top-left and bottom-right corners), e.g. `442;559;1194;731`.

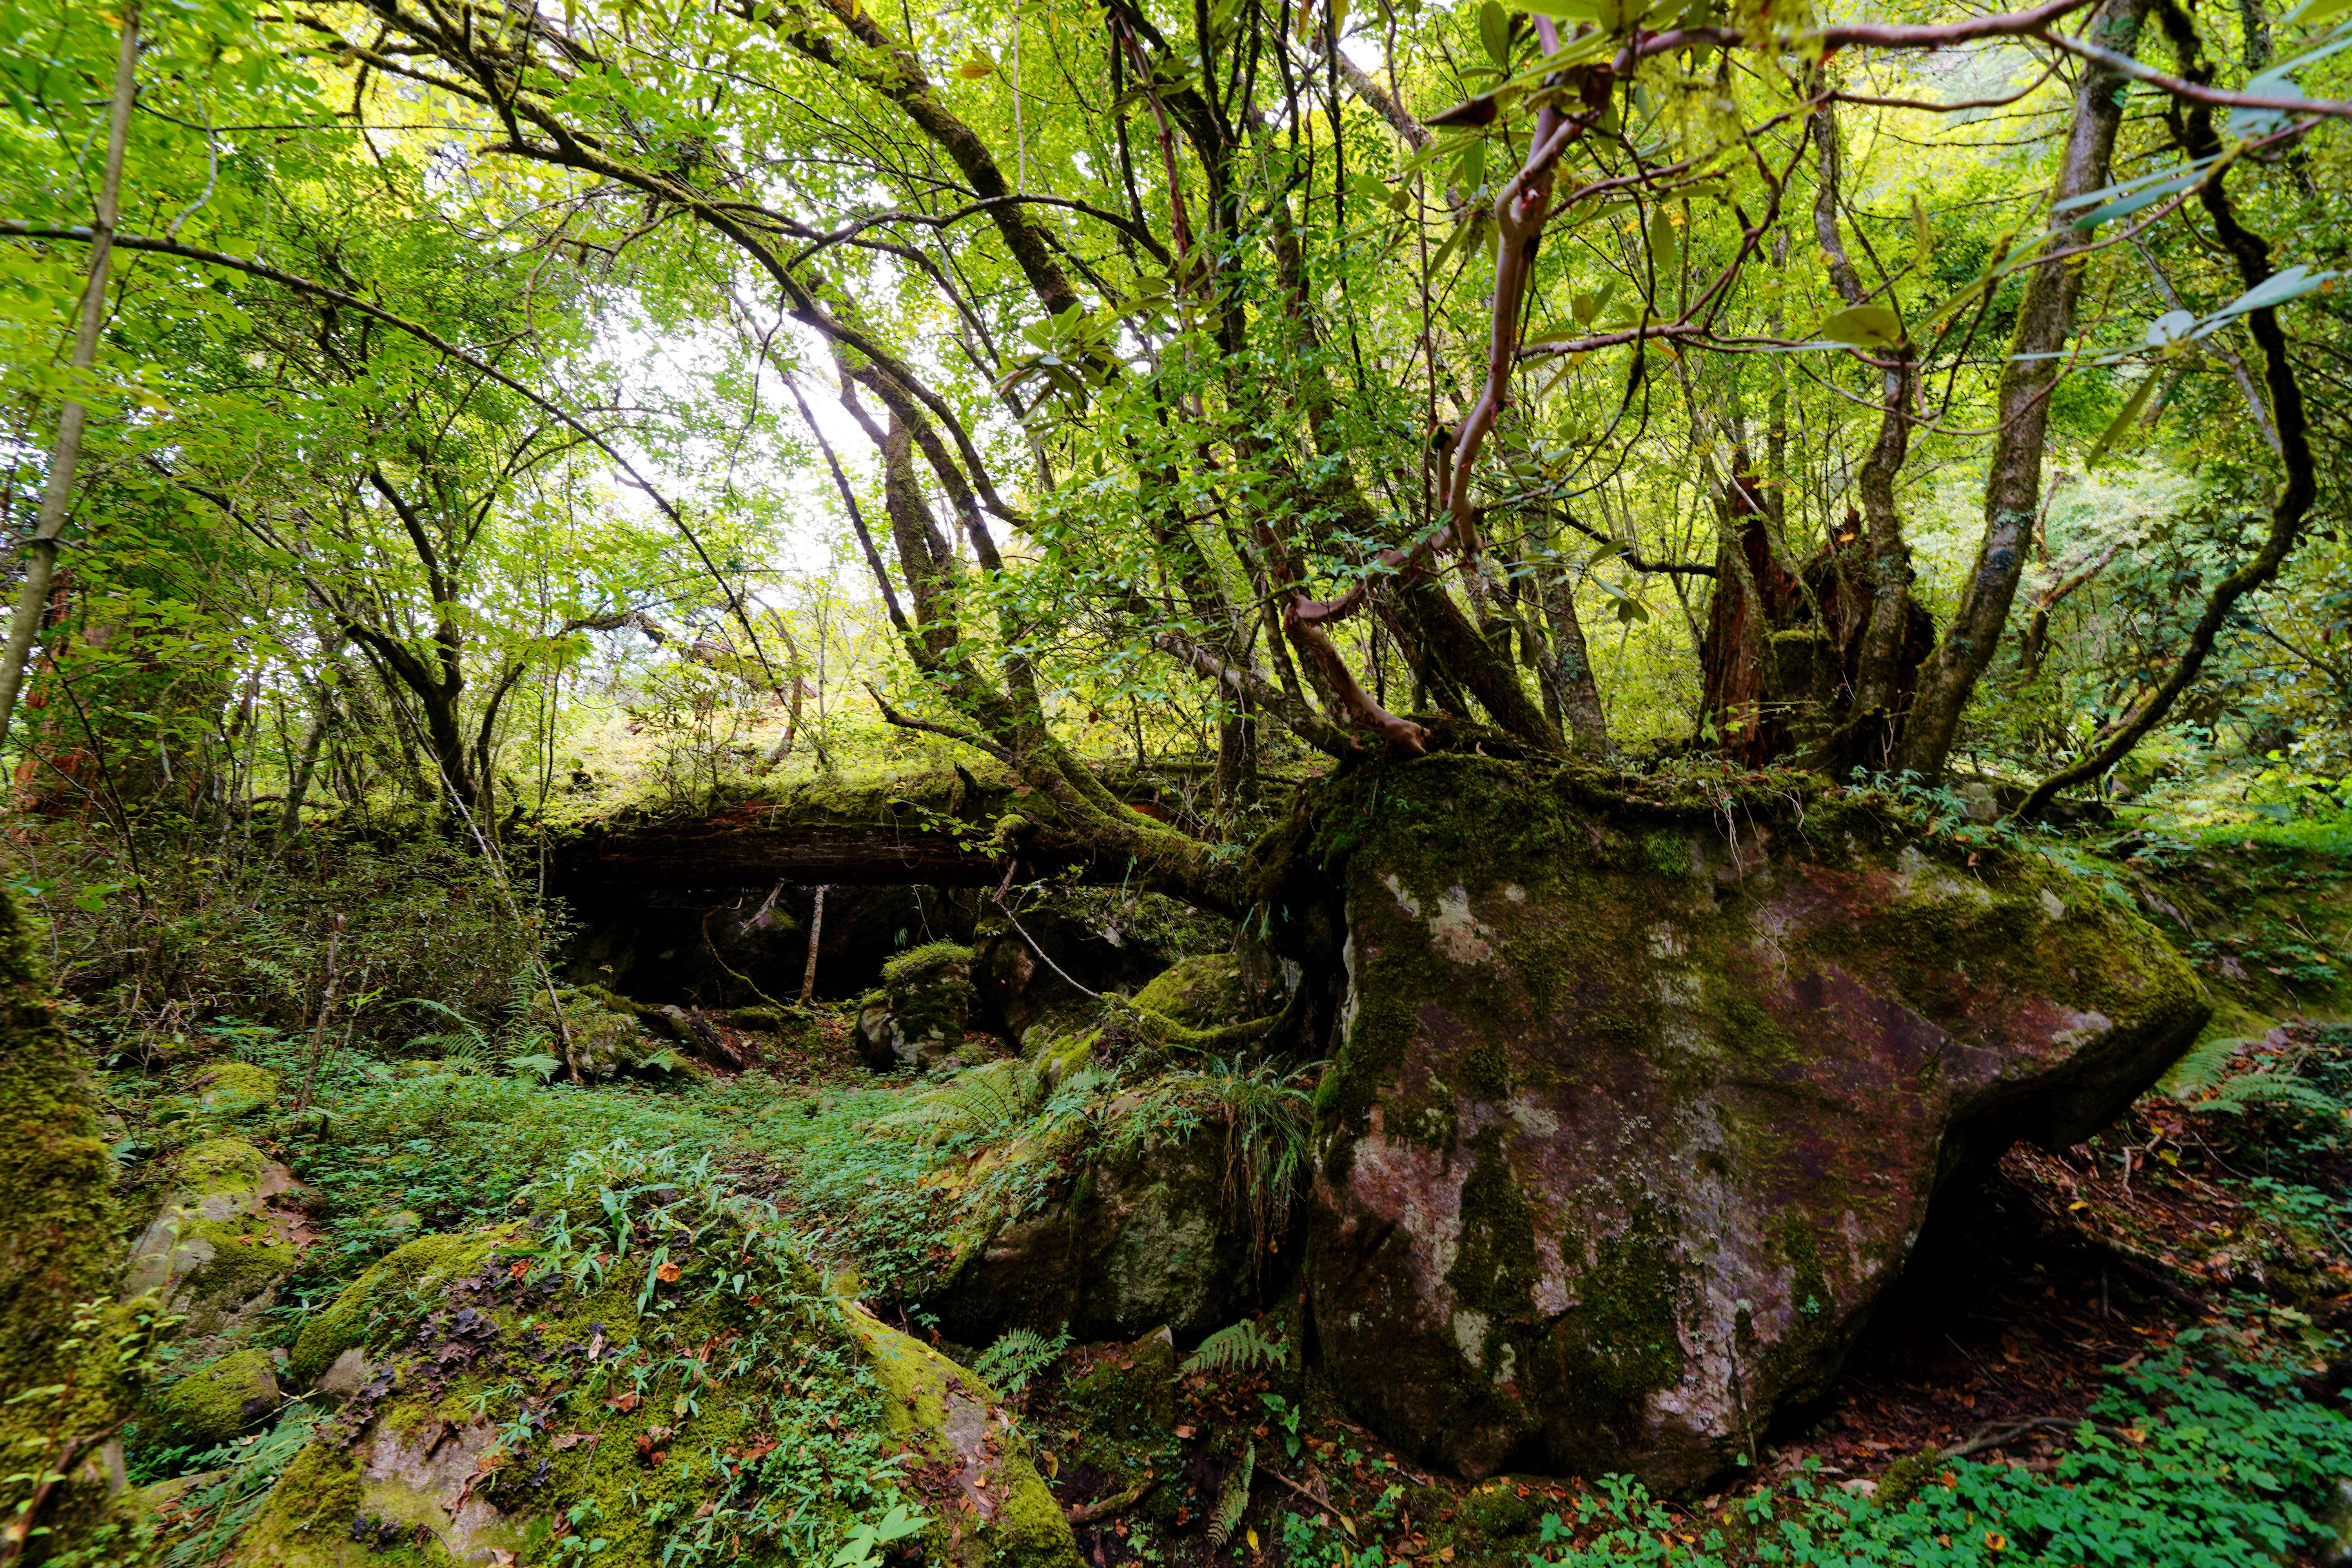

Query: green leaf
1814;304;1903;348
1456;138;1488;191
2085;370;2168;470
1647;208;1678;285
1478;0;1511;66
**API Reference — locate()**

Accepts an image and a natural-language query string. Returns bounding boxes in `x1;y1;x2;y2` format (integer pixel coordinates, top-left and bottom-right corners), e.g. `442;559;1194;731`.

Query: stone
969;904;1173;1048
310;1347;377;1405
193;1062;279;1122
1302;757;2208;1492
923;1107;1259;1343
855;942;976;1072
149;1348;281;1449
125;1138;313;1354
244;1187;1078;1568
1131;954;1258;1031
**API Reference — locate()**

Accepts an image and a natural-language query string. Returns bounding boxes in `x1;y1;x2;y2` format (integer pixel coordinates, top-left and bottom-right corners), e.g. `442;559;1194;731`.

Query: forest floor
74;817;2352;1568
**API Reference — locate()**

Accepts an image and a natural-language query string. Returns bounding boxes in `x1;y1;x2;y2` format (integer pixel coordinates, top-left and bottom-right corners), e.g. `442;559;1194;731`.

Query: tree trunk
800;886;828;1004
1812;97;1925;768
0;5;140;743
1698;456;1805;765
1893;0;2151;779
0;884;123;1563
1536;558;1612;760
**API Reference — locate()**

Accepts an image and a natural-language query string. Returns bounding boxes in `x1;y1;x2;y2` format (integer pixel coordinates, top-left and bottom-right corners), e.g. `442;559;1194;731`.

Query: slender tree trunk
800;886;827;1004
1812;98;1922;760
0;6;140;742
1536;555;1612;760
2014;30;2314;819
1893;0;2150;778
278;705;331;846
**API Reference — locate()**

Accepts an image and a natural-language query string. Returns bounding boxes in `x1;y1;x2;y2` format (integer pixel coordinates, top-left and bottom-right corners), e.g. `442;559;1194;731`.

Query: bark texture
1893;0;2152;777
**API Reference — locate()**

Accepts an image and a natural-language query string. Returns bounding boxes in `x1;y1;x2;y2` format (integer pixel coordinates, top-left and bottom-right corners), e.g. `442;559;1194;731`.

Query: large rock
250;1153;1078;1568
1303;757;2207;1491
125;1138;313;1354
148;1348;281;1449
924;1106;1259;1344
857;942;977;1072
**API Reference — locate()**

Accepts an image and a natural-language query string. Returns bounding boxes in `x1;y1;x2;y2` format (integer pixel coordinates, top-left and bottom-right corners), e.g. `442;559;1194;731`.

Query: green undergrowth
1452;1332;2352;1568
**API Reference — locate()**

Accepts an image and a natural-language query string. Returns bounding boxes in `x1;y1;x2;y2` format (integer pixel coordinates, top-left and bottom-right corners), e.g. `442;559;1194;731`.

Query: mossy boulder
922;1106;1258;1343
194;1062;281;1122
1131;954;1254;1031
243;1154;1079;1568
856;941;975;1072
150;1348;281;1449
528;986;683;1078
125;1137;309;1350
1303;757;2209;1492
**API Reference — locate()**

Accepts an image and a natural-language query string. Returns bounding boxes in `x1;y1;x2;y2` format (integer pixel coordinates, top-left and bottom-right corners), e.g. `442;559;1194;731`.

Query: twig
1939;1416;2086;1459
1065;1479;1150;1524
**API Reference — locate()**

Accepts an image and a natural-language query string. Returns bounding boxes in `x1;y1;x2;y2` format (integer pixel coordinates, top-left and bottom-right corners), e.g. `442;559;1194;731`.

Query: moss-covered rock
922;1103;1259;1344
195;1062;281;1122
0;881;126;1546
241;1151;1079;1568
124;1137;309;1351
856;942;975;1072
847;1312;1083;1568
527;985;673;1078
1303;756;2209;1492
150;1348;281;1448
1131;955;1254;1031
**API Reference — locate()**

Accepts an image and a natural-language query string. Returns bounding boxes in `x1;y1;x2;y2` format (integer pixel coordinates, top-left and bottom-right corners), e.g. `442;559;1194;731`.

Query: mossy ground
45;756;2352;1566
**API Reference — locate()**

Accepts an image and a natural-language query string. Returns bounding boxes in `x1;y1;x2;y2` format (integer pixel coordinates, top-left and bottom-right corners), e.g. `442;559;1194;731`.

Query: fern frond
1181;1319;1287;1376
1207;1441;1253;1550
2198;1073;2345;1118
972;1324;1069;1399
2160;1033;2249;1098
873;1060;1042;1148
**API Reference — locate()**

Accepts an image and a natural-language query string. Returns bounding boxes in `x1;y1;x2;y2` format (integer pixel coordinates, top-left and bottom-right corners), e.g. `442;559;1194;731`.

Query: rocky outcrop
857;942;977;1072
149;1348;281;1449
126;1138;314;1355
923;1112;1259;1344
1302;757;2208;1492
249;1162;1080;1568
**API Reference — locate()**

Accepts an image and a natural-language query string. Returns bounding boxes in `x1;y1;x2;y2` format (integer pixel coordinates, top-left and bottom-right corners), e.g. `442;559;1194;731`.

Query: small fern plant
2162;1033;2346;1119
1181;1318;1288;1377
1207;1440;1254;1551
400;998;493;1073
972;1324;1070;1400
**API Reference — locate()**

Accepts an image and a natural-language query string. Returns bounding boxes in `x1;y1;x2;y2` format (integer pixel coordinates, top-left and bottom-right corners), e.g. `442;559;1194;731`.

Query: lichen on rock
1303;756;2210;1491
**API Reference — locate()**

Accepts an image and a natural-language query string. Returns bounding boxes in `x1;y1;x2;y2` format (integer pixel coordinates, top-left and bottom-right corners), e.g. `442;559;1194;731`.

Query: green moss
1131;955;1250;1030
1559;1198;1685;1412
1646;828;1697;881
1775;1212;1831;1323
183;1136;270;1195
195;1062;279;1122
0;882;129;1549
849;1313;1083;1567
151;1348;278;1447
1444;1130;1541;1376
882;940;975;986
237;1441;371;1564
289;1229;513;1384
